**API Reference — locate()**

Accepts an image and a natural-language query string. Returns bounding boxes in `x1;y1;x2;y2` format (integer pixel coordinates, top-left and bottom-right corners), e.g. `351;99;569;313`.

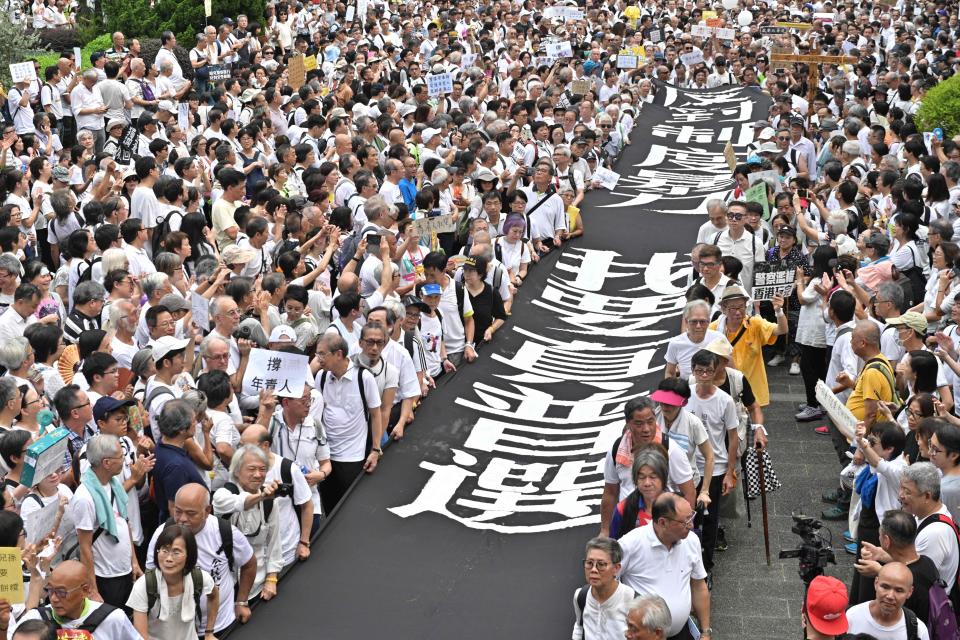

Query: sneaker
715;527;728;552
767;354;785;366
822;488;848;504
821;506;848;521
814;425;831;435
797;402;809;411
796;406;826;422
789;362;801;375
843;530;856;543
845;542;858;555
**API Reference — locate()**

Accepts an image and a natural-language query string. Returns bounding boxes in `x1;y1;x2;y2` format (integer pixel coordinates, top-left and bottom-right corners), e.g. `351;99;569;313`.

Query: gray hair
157;398;195;438
943;160;960;184
930;218;954;243
86;433;121;468
73;280;106;306
902;461;941;501
153;251;182;275
0;378;18;408
430;168;449;185
181;389;208;415
229;444;269;479
841;140;862;157
876;281;904;311
141;272;170;300
584;536;623;564
705;198;727;214
631;447;668;488
101;247;128;274
627;595;672;634
682;299;710;320
82;69;98;81
200;334;230;358
0;254;19;277
0;336;30;371
363;195;390;222
49;189;75;218
106;298;135;331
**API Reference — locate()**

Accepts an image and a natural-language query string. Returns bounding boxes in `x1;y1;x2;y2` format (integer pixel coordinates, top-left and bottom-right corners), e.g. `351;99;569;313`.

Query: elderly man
11;561;138;637
696;200;728;245
839;321;898;431
213;445;285;600
600;397;695;537
146;483;257;633
619;493;712;640
521;163;568;255
209;296;242;371
709;285;786;407
152;398;206;522
846;562;931;639
200;334;251;395
70;434;141;609
0;283;41;343
70;69;107;152
665;300;724;379
241;424;315;566
624;594;674;640
135;272;172;347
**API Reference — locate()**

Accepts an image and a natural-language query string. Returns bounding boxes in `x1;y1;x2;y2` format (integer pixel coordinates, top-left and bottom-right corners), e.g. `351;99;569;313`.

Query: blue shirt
154;441;205;522
399;178;417;211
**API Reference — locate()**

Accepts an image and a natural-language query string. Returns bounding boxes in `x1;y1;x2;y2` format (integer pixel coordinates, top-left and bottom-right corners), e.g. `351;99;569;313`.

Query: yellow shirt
710;315;778;407
211;197;239;251
846;354;896;421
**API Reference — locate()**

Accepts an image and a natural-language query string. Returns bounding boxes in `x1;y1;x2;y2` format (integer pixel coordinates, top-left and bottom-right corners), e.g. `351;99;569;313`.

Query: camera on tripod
779;514;837;585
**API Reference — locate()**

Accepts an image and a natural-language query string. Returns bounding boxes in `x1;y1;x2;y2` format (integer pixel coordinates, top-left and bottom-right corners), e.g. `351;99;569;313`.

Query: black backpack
162;516;235;573
152;210;184;257
76;256;101;285
220;481;275;523
38;602;118;632
900;244;927;308
145;566;204;618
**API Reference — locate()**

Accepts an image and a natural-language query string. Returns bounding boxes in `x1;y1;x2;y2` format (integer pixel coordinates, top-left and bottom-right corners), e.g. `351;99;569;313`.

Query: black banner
227;85;770;639
114;125;138;165
207;63;232;81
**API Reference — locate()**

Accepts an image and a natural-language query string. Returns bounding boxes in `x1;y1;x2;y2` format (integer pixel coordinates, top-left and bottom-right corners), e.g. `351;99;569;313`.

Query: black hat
401;295;430;313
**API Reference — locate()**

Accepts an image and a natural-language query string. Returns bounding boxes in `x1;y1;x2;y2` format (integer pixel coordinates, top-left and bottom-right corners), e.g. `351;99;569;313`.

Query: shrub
35;27;82;53
101;0;264;49
916;74;960;138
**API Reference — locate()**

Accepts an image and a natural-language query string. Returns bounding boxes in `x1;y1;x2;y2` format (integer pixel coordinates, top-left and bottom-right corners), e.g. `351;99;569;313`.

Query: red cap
805;575;849;636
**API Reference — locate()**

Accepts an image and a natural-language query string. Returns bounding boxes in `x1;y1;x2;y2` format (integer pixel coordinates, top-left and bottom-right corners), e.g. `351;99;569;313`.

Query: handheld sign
752;264;796;301
412;214;457;236
744;181;770;220
190;291;210;331
241;348;310;398
545;41;573;58
24;499;59;545
0;548;24;604
114;125;139;165
287;56;306;90
207;64;231;82
9;62;36;84
816;380;857;441
426;72;454;97
593;168;621;190
21;428;69;487
723;141;737;171
616;53;639;69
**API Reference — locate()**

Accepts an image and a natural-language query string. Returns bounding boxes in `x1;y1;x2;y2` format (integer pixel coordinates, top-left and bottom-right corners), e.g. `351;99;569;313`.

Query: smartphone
368;234;382;247
798;188;808;198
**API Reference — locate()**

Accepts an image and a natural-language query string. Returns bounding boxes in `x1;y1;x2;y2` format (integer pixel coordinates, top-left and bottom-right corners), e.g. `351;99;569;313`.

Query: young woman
181;212;218;274
238;127;268;198
128;524;219;640
929;422;960;524
13;384;46;438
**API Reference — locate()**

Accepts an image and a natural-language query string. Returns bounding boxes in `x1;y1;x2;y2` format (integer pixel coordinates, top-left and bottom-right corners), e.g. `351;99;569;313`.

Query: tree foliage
916;73;960;138
100;0;265;46
0;11;44;86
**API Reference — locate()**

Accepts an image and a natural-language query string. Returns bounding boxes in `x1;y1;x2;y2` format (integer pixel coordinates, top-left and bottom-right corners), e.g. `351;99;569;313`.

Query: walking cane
756;443;772;566
741;427;752;528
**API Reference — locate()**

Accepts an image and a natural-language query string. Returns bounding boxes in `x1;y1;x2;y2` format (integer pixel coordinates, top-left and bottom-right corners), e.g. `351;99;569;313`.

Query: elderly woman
0;378;22;431
495;214;531;288
609;446;668;539
154;252;189;297
212;445;284;601
0;337;35;387
571;537;635;640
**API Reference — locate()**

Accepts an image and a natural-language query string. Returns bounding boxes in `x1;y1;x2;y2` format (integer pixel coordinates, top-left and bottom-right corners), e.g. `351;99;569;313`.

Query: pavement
710;361;856;638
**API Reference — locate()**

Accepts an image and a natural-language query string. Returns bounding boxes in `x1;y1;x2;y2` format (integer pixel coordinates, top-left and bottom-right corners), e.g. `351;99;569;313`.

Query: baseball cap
402;295;430;313
269;325;297;343
51;166;70;183
421;283;442;297
157;100;177;114
151;336;190;362
777;225;797;237
886;311;927;334
158;293;190;313
93;397;135;422
804;575;849;636
422;127;441;144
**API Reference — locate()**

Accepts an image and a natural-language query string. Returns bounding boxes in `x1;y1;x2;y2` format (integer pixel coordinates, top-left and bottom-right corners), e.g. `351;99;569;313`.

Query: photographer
212;445;284;601
240;424;315;567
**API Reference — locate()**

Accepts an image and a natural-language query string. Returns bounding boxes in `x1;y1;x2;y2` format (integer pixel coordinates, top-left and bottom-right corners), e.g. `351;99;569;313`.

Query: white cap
152;336;190;363
269;325;297;343
422;127;441;144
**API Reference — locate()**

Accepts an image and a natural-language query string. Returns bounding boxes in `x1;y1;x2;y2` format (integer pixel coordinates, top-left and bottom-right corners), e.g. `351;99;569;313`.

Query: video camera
779;514;836;585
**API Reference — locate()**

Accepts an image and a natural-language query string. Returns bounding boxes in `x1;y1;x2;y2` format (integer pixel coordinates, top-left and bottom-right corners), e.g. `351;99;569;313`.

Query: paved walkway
711;363;855;638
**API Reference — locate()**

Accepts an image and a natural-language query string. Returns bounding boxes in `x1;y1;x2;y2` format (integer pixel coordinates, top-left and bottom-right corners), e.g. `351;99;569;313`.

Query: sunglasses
727;213;744;220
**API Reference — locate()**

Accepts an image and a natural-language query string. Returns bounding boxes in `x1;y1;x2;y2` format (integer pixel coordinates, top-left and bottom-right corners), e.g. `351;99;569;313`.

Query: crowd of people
0;0;958;637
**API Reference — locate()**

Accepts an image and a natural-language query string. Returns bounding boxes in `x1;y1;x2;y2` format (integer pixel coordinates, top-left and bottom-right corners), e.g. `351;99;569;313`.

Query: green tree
0;12;45;87
916;74;960;138
100;0;264;46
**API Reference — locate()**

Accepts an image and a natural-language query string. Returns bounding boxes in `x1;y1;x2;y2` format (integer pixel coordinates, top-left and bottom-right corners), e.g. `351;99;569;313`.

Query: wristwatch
701;629;714;637
373;447;384;457
234;600;249;607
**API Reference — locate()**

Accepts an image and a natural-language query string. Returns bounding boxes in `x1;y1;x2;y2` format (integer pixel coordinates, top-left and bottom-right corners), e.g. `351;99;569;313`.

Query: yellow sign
775;21;813;30
288;55;306;90
0;548;23;604
303;55;318;71
703;10;717;19
724;141;737;172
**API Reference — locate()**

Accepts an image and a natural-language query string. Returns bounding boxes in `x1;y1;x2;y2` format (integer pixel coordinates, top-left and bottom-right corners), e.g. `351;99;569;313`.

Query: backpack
145;566;204;619
278;456;303;520
433;281;466;331
318;367;372;446
76;256;101;285
38;602;118;632
152;210;184;257
163;516;235;573
903;606;920;640
918;512;960;635
863;356;902;409
901;244;927;307
60;487;114;561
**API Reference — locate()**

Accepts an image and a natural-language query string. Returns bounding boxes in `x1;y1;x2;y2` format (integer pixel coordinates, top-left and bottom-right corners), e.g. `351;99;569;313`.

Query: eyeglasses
583;559;610;570
44;585;84;600
699;261;718;268
158;547;186;558
72;402;90;411
929;444;944;455
362;339;386;347
778;136;790;141
687;319;709;326
693;367;715;376
726;213;744;220
666;514;696;526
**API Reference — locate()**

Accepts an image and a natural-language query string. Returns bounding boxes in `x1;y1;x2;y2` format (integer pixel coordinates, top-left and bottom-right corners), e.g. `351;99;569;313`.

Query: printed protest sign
426;72;454;96
241;349;310;398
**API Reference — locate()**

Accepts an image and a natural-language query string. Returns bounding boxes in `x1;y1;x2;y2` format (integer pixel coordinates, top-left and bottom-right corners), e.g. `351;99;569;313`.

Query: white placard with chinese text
242;349;310;398
426;72;454;97
9;62;36;84
545;41;573;58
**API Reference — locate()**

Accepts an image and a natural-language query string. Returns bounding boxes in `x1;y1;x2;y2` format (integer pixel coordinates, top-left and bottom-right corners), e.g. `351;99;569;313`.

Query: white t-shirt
916;506;960;591
571;581;635;640
70;481;133;578
603;438;693;500
686;387;739;476
209;408;240;489
419;313;444;376
146;515;254;633
665;330;724;379
131;185;160;229
845;601;930;639
78;435;143;544
127;569;216;640
659;410;710;487
10;601;139;639
266;454;312;566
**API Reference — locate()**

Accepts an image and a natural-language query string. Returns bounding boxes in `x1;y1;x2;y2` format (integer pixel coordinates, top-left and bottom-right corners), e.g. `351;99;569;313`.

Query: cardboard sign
461;53;478;68
287;56;305;90
545;41;573;58
570;79;592;95
752;264;796;301
760;25;788;35
648;29;662;43
114;125;139;165
191;291;209;331
702;10;718;20
533;56;557;68
21;428;69;487
680;51;704;67
24;498;59;545
304;55;318;71
616;54;639;69
9;62;36;84
593;167;620;190
816;380;857;441
0;548;24;604
207;64;231;82
426;72;454;97
411;213;457;237
723;140;737;172
241;348;310;398
705;17;722;28
716;27;736;40
744;181;770;220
